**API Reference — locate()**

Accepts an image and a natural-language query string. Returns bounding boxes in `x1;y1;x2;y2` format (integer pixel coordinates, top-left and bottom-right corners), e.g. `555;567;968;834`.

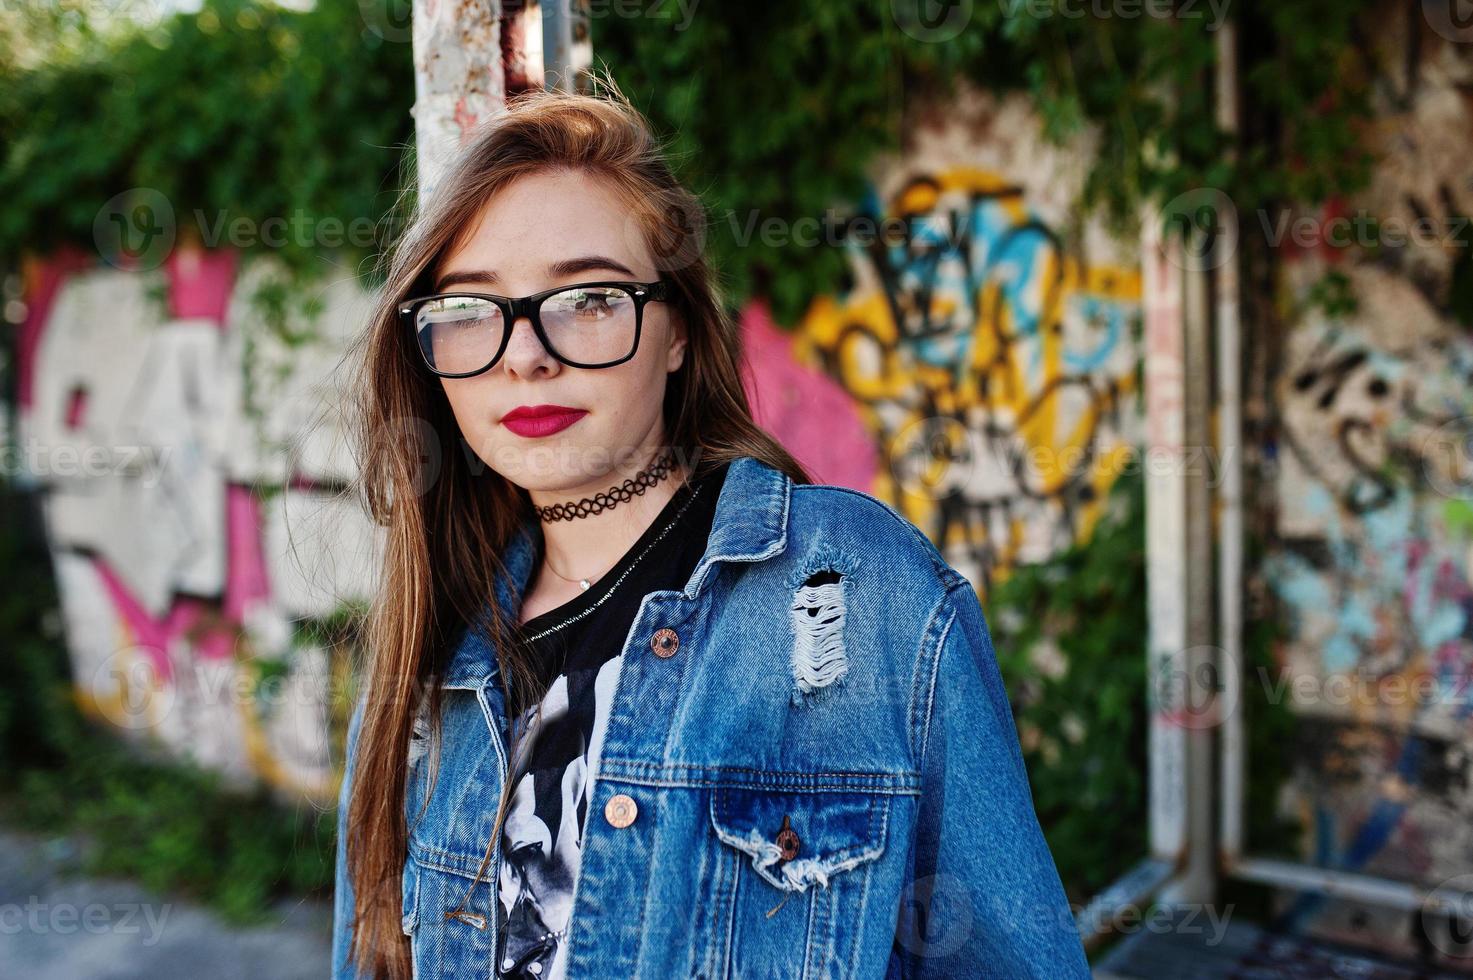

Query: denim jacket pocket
702;782;895;979
709;784;890;893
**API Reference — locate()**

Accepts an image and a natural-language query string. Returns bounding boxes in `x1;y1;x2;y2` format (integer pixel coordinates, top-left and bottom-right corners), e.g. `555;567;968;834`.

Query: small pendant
579;579;591;591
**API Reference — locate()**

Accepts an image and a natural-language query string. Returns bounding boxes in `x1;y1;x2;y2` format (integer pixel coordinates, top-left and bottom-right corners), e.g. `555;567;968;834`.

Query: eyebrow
433;255;640;292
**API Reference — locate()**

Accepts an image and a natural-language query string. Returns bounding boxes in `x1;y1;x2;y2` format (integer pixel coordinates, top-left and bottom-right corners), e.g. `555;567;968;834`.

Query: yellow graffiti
796;167;1142;589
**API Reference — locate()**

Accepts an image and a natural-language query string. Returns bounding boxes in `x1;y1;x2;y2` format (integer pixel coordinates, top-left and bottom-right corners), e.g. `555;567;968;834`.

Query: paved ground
1095;906;1471;979
0;827;332;980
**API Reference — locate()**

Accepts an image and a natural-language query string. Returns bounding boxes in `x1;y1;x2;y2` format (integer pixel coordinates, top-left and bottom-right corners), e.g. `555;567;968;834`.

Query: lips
500;404;588;438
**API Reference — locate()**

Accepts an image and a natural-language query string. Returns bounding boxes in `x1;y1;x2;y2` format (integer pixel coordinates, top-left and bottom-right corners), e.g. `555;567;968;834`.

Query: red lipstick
500;404;588;438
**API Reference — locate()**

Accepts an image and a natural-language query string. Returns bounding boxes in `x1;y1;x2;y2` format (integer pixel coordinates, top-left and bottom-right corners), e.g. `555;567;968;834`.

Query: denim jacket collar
439;455;792;690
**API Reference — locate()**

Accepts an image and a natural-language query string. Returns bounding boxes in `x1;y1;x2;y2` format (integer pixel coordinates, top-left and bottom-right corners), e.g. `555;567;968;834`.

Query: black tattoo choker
534;452;679;523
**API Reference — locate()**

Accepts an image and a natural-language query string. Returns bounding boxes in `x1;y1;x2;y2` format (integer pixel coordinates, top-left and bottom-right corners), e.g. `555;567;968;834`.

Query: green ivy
3;1;1381;323
0;0;414;279
987;472;1149;898
594;0;1380;322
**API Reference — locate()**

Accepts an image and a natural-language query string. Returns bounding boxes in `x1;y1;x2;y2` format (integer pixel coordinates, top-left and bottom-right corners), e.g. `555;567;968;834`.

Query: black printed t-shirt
493;460;729;980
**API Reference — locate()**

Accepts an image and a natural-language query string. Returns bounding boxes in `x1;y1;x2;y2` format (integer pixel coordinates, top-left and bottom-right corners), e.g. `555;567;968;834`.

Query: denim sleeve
888;582;1090;979
331;692;368;980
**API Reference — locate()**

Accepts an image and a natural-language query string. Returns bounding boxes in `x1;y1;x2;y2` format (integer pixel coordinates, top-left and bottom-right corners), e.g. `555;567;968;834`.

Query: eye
569;289;616;317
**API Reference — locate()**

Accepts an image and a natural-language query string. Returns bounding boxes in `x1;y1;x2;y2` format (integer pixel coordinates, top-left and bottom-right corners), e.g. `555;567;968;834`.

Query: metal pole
1144;206;1190;872
1215;21;1246;870
542;0;591;93
1177;219;1216;905
412;0;506;209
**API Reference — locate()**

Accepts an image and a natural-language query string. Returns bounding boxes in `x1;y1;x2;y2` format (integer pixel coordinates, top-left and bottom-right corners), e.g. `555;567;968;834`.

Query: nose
500;315;559;380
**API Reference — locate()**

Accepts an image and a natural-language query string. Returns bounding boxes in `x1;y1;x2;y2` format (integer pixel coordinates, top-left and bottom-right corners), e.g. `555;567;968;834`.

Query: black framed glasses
399;279;670;378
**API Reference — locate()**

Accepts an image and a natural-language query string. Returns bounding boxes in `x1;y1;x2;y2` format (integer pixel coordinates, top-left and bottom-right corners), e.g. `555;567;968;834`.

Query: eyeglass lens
414;285;640;374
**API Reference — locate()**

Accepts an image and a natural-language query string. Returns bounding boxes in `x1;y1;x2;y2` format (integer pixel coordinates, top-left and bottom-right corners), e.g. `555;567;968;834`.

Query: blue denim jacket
333;455;1089;978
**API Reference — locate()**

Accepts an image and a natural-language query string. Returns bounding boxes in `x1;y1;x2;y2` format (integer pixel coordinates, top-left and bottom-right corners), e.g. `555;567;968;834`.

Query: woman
333;81;1088;979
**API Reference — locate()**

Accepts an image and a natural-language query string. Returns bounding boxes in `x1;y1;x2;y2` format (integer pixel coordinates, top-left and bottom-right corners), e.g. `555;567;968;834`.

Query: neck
525;448;690;599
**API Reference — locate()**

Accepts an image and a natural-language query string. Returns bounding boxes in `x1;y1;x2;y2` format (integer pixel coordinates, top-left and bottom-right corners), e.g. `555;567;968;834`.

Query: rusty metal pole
412;0;505;209
411;1;590;209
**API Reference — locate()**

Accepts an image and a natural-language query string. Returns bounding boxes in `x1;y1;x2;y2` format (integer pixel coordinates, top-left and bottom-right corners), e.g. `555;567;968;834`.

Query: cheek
439;377;498;440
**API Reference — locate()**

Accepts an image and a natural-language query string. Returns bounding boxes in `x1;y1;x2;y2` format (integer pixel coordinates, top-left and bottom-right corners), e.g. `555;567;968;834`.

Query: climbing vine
3;0;1382;322
594;0;1381;321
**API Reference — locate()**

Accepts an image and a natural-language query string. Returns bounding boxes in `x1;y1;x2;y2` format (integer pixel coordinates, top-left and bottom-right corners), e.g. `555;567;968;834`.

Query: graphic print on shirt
491;461;729;979
496;652;623;979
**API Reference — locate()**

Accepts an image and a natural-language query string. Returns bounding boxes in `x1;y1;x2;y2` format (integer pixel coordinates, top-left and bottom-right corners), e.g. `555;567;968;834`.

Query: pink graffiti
739;299;876;490
87;486;272;680
165;244;238;324
17;246;93;409
225;484;273;623
92;562;231;680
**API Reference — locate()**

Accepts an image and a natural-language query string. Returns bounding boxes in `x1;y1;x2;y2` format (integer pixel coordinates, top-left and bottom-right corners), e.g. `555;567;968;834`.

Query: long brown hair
341;76;811;978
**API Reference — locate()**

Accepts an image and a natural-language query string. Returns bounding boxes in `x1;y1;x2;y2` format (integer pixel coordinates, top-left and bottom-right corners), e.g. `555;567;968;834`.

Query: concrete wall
18;247;381;802
1261;13;1473;953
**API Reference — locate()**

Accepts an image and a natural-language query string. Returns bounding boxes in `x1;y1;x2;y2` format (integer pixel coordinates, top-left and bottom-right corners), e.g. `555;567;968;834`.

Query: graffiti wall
752;83;1144;592
18;84;1144;802
1263;13;1473;954
18;247;380;803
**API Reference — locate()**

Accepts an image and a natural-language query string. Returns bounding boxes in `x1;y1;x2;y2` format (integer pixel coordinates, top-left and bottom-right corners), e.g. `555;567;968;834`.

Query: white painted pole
1143;205;1190;870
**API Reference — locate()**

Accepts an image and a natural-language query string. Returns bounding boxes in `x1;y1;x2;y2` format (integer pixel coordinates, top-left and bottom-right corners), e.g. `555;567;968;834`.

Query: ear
665;309;689;374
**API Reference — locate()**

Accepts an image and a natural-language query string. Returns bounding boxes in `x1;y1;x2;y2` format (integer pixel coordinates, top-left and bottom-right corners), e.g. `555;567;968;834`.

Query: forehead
437;168;655;284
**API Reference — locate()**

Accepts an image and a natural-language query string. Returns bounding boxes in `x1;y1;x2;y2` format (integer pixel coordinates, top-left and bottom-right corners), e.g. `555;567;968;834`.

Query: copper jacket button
605;793;638;828
776;814;801;861
650;627;680;658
